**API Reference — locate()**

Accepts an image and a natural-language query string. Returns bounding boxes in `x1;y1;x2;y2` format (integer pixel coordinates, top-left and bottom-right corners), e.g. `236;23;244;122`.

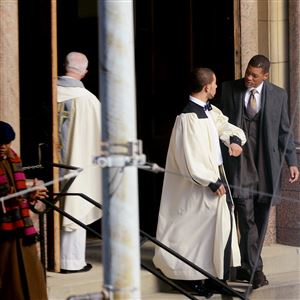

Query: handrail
37;195;198;300
140;230;245;299
28;161;246;299
36;192;245;299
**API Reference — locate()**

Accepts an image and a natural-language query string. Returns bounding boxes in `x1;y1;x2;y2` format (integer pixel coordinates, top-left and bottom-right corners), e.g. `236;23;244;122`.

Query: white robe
153;104;246;280
57;85;102;231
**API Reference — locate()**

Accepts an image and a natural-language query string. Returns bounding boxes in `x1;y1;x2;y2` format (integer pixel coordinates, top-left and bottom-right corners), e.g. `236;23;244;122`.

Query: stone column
240;0;259;73
0;0;20;152
287;1;300;144
277;0;300;246
267;0;289;89
0;1;44;255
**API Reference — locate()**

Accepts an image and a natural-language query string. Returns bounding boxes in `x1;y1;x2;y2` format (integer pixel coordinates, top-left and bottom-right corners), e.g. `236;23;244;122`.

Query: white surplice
57;84;102;232
153;104;246;280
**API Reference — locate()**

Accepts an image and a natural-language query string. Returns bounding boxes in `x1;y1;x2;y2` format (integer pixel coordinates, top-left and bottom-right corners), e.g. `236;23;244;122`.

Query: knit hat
0;121;16;144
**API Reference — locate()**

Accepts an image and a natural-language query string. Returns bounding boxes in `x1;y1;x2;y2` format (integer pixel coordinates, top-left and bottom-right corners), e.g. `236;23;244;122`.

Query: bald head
64;52;88;79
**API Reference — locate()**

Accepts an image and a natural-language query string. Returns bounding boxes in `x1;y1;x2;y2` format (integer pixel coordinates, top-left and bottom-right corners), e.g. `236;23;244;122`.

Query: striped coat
0;149;37;238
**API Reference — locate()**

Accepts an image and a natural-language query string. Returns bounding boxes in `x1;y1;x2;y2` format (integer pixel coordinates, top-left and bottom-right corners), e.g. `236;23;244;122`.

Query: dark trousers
233;197;270;273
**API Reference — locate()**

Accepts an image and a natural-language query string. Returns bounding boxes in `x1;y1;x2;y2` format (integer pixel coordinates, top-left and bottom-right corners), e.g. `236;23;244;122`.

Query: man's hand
228;143;243;157
289;166;299;183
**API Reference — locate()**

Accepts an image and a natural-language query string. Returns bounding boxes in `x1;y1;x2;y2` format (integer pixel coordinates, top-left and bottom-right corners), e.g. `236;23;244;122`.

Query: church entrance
18;0;236;237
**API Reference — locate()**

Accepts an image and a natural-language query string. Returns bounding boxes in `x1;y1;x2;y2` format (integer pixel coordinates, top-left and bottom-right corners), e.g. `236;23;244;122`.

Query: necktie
246;89;257;118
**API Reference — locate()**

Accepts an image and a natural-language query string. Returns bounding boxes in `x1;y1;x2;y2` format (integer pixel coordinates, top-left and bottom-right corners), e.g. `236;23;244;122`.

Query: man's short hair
65;52;88;75
189;68;215;93
248;55;270;73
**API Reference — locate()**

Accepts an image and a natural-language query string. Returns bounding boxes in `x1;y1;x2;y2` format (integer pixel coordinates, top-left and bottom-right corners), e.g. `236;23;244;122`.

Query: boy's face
207;74;217;99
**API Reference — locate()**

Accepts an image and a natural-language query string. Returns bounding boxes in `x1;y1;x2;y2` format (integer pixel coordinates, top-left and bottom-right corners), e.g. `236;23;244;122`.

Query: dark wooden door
19;0;236;237
135;0;235;235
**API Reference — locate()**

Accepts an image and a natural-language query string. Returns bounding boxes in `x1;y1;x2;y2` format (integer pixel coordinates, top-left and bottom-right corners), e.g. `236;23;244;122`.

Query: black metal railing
29;163;247;300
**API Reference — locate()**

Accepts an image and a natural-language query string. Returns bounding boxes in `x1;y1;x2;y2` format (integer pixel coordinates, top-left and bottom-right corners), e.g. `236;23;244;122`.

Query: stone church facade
0;0;299;270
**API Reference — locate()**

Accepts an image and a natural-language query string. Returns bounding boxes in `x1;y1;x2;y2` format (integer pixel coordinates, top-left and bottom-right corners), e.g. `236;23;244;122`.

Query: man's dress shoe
252;271;269;289
204;279;234;296
235;267;251;281
60;263;93;274
172;280;213;298
235;267;269;289
190;281;213;298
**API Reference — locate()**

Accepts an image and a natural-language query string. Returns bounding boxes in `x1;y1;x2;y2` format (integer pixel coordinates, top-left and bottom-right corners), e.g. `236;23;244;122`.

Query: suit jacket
220;79;297;204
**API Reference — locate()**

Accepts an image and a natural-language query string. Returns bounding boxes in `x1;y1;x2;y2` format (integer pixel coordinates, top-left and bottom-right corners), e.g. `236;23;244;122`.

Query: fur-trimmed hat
0;121;16;144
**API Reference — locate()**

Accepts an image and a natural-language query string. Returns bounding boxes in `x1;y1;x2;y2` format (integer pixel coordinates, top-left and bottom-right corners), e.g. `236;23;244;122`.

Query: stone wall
277;152;300;246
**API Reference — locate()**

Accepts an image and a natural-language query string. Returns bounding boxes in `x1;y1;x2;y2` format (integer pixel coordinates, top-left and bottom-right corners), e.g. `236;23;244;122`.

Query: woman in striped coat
0;121;48;300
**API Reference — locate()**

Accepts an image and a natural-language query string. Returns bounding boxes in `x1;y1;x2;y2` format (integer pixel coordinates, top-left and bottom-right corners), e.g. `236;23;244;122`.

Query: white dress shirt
244;82;264;113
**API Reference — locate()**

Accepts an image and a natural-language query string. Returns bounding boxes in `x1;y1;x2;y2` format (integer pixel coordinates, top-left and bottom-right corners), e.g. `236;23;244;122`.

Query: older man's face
244;65;269;88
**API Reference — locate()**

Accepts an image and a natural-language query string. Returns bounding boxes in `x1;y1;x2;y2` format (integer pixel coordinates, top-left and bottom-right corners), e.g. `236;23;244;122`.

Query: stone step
47;240;300;300
144;271;300;299
261;243;300;275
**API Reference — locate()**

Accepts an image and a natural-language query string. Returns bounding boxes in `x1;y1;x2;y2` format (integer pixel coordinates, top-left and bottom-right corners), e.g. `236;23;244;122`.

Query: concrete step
261;243;300;275
47;239;300;300
144;271;300;299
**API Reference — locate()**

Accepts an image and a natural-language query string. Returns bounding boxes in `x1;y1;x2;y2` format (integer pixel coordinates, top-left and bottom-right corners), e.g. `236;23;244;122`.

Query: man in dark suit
220;54;299;289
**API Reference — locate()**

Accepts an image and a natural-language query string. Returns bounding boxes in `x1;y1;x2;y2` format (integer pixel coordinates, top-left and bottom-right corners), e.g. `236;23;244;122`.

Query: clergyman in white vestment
153;68;246;294
57;52;102;273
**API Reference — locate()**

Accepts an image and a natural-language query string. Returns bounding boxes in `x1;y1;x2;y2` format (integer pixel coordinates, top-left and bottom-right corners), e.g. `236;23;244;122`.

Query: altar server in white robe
57;52;102;273
153;68;246;292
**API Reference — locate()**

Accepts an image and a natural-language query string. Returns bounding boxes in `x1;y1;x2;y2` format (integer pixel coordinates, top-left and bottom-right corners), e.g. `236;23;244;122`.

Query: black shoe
252;271;269;289
172;280;213;299
190;281;214;299
204;279;232;296
60;263;93;274
234;267;251;282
